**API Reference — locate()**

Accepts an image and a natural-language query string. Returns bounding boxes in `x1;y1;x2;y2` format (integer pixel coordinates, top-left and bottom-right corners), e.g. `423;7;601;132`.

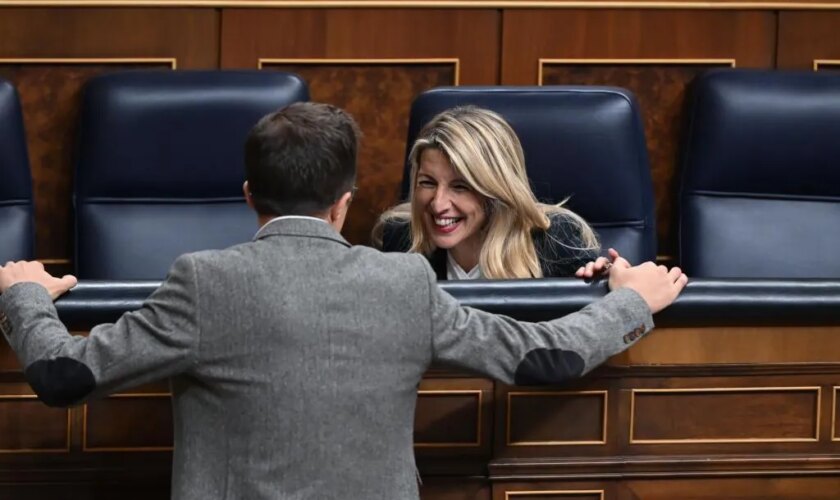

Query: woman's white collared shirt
446;252;482;280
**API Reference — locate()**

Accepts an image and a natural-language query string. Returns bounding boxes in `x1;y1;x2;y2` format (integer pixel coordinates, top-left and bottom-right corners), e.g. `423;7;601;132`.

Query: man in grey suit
0;102;687;500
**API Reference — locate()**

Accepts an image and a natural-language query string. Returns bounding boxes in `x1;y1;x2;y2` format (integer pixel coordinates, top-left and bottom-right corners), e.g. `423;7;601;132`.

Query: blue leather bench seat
74;70;309;279
679;69;840;278
0;78;34;262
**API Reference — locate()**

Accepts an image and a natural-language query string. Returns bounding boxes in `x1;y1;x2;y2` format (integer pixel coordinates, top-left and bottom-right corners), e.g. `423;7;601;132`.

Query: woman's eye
417;180;436;188
451;184;470;192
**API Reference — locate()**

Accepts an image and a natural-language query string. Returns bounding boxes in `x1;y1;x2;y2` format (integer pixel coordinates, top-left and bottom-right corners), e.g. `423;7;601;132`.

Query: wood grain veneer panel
415;378;493;458
420;477;490;500
833;386;840;441
0;385;69;453
0;9;218;64
505;494;601;500
778;12;840;70
621;477;840;499
84;393;173;451
494;485;604;500
610;326;840;365
501;10;774;83
221;9;498;84
0;8;218;264
221;9;499;245
506;391;606;446
0;339;21;373
631;387;819;442
501;10;775;256
416;390;482;446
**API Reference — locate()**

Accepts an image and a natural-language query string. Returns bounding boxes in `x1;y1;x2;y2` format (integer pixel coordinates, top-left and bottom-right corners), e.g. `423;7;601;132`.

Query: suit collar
254;217;350;248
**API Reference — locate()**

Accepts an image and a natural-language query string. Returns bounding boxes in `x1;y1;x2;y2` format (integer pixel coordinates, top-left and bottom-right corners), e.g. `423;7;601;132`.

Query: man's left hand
0;261;78;301
575;248;623;279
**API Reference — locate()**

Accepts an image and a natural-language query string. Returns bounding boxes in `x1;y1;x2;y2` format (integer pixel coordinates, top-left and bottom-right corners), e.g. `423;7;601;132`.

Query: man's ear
243;181;255;210
328;191;354;231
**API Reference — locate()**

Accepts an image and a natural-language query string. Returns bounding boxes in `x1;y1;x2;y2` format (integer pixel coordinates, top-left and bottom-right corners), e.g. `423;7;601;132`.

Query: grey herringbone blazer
0;218;653;500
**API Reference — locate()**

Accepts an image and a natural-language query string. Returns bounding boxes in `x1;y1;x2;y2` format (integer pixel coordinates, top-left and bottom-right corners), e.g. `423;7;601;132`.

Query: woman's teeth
435;218;461;227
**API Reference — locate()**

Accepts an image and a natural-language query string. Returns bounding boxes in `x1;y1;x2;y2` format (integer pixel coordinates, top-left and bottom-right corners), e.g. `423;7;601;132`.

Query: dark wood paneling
833;386;840;442
501;10;775;257
220;9;498;83
84;394;173;451
220;9;499;245
619;477;840;499
494;483;605;500
0;385;69;453
501;10;774;76
415;378;493;459
506;391;606;446
420;477;490;500
504;494;600;500
0;8;219;264
0;483;169;500
612;326;840;365
0;341;20;373
631;388;819;442
778;13;840;70
416;389;482;445
0;9;218;64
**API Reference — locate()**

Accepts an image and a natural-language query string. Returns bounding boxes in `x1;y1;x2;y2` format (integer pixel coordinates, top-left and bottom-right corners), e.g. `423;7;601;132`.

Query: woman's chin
429;233;460;250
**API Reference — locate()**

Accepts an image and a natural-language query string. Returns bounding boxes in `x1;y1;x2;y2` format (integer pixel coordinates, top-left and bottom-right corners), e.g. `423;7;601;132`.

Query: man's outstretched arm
429;258;687;385
0;257;200;407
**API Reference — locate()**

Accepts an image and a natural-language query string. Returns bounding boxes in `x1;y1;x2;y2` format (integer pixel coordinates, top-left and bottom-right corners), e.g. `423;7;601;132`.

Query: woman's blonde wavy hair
375;106;598;279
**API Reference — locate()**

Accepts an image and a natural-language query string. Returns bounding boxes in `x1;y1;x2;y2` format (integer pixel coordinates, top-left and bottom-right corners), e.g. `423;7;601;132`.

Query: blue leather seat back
75;71;308;279
403;87;656;263
679;69;840;277
0;78;34;262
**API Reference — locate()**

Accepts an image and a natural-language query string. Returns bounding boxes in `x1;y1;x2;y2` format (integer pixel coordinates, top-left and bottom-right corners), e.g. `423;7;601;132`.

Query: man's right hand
0;261;78;301
608;258;687;314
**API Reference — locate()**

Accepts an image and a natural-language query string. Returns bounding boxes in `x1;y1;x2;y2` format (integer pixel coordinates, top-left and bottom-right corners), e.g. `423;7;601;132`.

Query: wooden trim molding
832;386;839;441
4;0;840;10
0;394;72;454
538;58;737;85
82;392;173;452
414;389;483;448
630;386;822;444
0;58;178;69
505;490;605;499
611;326;840;366
258;58;461;86
814;60;840;70
506;390;607;446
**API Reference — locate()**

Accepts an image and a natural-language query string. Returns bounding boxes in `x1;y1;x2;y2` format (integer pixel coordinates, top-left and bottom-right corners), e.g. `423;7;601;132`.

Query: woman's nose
430;188;452;212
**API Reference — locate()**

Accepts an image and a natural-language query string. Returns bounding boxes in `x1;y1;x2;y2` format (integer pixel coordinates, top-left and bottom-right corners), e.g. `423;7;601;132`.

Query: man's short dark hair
245;102;360;216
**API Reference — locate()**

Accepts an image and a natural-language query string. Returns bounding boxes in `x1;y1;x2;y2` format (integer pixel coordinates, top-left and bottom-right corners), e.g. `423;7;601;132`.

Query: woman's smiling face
413;148;487;268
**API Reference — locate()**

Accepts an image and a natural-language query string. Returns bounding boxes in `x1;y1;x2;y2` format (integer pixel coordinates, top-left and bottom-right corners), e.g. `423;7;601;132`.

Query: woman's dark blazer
379;216;598;280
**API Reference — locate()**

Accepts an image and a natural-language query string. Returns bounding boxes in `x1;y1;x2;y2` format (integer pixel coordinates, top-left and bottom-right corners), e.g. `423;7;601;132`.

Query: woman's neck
448;242;481;272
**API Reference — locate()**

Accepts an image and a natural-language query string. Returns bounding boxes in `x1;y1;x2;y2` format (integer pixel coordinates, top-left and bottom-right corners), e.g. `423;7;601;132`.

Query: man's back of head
244;102;361;218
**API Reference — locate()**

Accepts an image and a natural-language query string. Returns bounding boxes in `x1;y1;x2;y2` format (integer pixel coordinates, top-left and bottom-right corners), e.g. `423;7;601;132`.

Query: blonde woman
375;106;607;280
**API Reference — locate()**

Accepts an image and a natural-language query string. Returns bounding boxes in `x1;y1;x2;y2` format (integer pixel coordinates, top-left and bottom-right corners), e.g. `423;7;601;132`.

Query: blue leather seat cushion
76;202;255;279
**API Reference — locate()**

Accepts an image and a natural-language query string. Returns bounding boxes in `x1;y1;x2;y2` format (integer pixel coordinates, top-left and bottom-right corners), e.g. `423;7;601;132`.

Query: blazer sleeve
425;263;653;385
0;254;200;407
535;216;600;278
